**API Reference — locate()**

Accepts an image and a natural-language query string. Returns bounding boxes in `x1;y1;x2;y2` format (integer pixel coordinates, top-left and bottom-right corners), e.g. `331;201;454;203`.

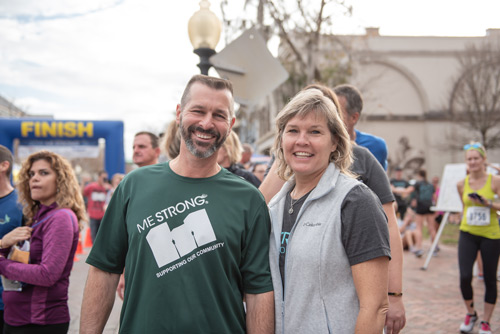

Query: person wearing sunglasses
456;142;500;334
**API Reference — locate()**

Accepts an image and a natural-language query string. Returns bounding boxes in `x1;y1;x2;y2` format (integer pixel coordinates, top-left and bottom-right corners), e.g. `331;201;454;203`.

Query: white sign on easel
433;163;467;213
421;163;465;270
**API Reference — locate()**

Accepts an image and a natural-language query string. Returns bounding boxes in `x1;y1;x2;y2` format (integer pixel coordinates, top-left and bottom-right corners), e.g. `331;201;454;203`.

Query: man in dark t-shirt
80;75;274;334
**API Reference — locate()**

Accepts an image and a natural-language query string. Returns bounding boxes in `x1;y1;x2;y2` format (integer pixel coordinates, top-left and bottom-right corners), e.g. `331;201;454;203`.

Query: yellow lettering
41;122;56;137
21;121;96;139
78;122;93;137
64;122;77;137
21;122;34;137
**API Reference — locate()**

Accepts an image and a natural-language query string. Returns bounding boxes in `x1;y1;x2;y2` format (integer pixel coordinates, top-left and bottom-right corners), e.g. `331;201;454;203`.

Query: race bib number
466;206;490;226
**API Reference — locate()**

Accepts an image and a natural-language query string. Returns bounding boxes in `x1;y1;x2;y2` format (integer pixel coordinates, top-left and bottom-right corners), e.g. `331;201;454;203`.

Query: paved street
68;249;121;334
401;241;499;334
67;240;499;334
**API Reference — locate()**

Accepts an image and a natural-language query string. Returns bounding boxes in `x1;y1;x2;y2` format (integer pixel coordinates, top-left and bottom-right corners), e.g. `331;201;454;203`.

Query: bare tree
220;0;353;88
220;0;353;145
449;38;500;149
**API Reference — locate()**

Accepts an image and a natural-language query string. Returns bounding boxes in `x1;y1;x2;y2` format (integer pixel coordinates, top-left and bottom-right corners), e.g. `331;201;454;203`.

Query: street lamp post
188;1;222;75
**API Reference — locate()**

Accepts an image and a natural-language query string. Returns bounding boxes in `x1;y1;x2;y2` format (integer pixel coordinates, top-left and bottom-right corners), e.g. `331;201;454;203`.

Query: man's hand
116;273;125;300
385;296;406;334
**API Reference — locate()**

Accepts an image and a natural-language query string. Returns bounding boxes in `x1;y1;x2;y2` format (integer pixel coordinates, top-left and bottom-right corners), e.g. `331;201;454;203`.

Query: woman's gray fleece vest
268;164;360;334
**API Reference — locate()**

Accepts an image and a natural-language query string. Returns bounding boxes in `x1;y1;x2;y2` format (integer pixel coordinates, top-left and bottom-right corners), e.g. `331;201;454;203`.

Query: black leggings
458;231;500;304
3;322;69;334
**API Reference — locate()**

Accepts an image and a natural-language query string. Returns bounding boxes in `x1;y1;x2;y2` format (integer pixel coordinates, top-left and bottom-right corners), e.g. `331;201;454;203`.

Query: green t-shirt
86;162;273;334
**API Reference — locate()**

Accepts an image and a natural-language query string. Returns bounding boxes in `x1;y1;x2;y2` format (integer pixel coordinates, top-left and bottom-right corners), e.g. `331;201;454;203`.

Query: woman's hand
1;227;33;249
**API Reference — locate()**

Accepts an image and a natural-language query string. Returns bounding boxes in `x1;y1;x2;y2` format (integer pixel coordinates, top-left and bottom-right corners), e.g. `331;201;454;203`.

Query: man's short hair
333;84;363;117
0;145;13;178
135;131;159;149
180;75;234;116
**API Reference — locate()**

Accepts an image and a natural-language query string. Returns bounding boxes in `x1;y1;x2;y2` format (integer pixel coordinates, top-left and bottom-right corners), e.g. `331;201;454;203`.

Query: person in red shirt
83;171;108;242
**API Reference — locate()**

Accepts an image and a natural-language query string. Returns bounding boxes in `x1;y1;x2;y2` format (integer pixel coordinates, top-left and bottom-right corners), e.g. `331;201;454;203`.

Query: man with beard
80;75;274;334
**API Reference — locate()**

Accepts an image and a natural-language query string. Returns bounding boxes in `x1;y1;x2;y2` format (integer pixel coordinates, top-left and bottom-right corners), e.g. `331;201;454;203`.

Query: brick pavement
67;241;499;334
401;241;499;334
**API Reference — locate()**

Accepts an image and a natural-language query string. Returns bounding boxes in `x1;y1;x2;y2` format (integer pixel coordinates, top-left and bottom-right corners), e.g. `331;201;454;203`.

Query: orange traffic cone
73;255;80;262
75;233;84;255
84;228;93;248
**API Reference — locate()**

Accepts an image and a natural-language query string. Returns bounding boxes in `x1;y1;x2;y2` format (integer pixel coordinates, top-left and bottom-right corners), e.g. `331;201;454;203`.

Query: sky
1;0;499;161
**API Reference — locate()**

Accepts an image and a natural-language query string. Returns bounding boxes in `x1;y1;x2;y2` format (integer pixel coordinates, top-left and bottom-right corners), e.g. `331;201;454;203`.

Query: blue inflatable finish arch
0;119;125;176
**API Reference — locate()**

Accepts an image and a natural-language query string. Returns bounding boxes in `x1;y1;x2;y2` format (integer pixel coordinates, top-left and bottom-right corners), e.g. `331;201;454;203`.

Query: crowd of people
0;74;498;334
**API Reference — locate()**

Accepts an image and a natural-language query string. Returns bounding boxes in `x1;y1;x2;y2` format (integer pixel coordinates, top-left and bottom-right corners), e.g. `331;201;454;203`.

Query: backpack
416;181;434;204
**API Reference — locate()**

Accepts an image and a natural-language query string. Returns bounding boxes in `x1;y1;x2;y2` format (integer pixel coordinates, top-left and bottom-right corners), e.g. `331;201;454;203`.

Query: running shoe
414;249;424;258
479;321;491;334
459;312;477;333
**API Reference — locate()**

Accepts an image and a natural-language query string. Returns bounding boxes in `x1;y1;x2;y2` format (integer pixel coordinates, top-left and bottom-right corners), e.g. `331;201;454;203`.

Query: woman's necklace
288;186;315;215
289;197;299;214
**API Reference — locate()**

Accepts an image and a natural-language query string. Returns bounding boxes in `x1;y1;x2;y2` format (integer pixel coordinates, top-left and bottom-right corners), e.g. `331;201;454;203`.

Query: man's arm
80;266;120;334
259;161;285;204
393;185;414;198
245;291;274;334
382;202;406;334
352;257;389;334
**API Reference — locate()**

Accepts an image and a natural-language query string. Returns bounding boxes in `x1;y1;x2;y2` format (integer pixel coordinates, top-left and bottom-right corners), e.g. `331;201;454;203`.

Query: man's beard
179;118;228;159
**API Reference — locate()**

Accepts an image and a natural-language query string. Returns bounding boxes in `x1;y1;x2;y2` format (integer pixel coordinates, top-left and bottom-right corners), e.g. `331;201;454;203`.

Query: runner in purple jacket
0;151;86;334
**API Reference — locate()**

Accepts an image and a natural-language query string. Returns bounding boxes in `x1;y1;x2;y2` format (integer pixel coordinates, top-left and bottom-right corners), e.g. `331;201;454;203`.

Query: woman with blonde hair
268;88;390;333
162;119;181;160
218;131;261;187
0;151;86;334
456;143;500;334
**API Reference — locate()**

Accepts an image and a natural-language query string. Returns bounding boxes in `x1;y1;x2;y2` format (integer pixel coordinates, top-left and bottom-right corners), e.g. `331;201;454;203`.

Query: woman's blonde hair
221;131;243;165
17;151;87;230
162;120;181;160
273;88;353;180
